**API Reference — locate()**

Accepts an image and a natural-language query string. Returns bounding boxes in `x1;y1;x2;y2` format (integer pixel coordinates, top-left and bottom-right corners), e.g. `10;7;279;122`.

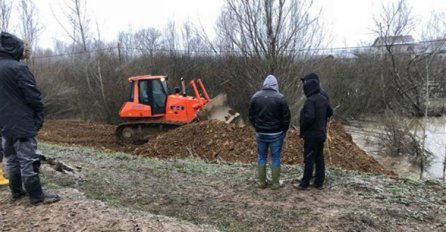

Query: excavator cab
119;76;172;118
135;78;168;114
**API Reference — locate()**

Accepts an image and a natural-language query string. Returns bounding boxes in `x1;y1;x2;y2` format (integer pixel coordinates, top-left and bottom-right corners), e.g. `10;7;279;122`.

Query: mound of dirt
134;120;392;174
38;120;392;175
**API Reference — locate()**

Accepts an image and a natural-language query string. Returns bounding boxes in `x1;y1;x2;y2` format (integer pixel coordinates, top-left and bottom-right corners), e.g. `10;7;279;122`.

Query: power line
31;44;377;59
31;40;443;59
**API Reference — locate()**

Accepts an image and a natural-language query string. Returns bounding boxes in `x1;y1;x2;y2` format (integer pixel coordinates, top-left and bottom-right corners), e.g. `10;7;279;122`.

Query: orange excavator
116;75;239;144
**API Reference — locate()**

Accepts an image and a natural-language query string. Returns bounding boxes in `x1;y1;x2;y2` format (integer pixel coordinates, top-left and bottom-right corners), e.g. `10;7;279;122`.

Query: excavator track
116;121;185;144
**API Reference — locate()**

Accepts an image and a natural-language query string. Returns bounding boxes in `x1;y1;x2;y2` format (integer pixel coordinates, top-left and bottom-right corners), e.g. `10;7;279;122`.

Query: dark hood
303;79;320;97
0;32;24;61
301;73;320;84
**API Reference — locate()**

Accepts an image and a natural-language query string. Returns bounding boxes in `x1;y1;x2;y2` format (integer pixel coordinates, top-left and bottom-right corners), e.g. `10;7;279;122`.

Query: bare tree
0;0;13;32
375;110;434;178
117;30;136;60
18;0;41;48
373;0;415;50
372;0;421;115
134;28;162;58
62;0;92;89
216;0;324;74
56;0;90;52
48;0;95;119
181;20;208;55
163;20;178;53
211;0;326;119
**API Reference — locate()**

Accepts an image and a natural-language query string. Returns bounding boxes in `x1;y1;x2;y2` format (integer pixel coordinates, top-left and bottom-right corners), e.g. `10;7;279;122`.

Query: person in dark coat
249;75;291;189
297;77;333;189
0;32;60;204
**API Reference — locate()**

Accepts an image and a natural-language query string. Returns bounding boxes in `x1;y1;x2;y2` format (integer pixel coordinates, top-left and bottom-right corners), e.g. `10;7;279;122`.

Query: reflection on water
346;116;446;179
421;117;446;179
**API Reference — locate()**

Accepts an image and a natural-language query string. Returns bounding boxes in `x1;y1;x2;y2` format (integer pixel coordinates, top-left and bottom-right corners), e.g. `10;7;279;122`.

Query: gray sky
315;0;446;47
8;0;446;49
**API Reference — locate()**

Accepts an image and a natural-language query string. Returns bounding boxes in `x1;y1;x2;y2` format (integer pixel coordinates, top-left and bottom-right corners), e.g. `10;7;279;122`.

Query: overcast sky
8;0;446;49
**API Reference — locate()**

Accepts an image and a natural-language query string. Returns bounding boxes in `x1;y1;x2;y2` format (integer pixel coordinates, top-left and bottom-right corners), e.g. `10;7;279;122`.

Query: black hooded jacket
249;76;291;134
0;32;44;138
299;79;333;139
301;73;330;102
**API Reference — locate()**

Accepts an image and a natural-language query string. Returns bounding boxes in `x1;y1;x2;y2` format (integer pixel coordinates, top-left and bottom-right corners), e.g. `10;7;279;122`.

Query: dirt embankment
38;120;392;175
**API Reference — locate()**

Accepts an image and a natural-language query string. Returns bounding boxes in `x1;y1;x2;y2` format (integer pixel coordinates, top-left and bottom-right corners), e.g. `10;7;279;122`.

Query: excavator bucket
197;93;241;124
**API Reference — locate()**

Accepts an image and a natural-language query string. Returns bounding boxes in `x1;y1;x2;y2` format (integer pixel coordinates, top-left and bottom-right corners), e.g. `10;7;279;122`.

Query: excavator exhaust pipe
181;77;187;96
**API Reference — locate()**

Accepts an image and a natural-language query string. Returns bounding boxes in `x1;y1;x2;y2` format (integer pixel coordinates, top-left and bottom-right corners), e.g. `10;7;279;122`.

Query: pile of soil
38;120;392;175
134;120;392;174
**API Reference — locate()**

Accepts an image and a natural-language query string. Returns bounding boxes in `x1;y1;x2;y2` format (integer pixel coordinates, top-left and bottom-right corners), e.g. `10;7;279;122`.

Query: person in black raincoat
297;75;333;189
0;32;60;204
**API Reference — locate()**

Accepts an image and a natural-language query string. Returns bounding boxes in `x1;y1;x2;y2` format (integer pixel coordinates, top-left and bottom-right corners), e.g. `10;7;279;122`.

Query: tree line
0;0;443;122
1;0;446;176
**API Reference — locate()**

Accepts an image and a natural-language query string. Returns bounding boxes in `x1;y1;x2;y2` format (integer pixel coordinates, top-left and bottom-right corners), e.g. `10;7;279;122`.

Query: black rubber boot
23;175;60;205
8;172;27;200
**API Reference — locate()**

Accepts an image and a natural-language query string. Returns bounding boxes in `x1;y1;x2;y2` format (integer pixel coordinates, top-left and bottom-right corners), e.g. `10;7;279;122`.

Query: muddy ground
0;187;216;232
1;144;444;232
38;120;392;175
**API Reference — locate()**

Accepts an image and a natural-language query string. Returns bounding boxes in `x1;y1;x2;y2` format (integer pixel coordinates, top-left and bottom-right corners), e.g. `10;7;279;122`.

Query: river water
345;116;446;180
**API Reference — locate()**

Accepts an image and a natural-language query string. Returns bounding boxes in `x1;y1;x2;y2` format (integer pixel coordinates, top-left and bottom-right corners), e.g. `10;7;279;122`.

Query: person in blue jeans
249;75;291;189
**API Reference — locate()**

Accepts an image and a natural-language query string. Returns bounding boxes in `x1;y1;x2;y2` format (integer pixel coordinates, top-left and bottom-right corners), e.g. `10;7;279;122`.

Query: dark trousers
2;137;40;178
301;137;325;187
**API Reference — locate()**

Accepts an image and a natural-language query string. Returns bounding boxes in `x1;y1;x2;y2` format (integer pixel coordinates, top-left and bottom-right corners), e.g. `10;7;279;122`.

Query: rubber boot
257;165;267;189
8;172;27;200
23;175;60;205
271;167;282;190
0;164;9;186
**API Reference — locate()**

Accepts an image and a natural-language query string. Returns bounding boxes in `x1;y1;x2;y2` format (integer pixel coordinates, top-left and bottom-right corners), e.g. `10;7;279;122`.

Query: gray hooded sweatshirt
262;75;279;92
248;75;290;134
